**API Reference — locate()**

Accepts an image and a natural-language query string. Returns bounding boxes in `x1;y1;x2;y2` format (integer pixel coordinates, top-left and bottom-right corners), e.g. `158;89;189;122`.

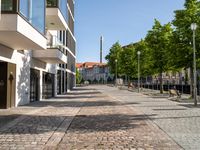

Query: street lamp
191;23;198;106
115;59;118;85
137;51;141;93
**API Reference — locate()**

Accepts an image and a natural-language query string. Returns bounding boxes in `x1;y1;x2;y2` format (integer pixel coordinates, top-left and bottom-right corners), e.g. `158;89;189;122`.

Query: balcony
0;14;46;50
33;35;67;64
46;0;68;30
0;0;46;50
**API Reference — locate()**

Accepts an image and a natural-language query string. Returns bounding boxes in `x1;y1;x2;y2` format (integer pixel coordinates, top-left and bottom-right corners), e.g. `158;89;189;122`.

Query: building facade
76;62;114;83
0;0;76;109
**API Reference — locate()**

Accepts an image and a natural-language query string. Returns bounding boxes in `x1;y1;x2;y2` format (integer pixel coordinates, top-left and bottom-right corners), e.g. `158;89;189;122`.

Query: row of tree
105;0;200;94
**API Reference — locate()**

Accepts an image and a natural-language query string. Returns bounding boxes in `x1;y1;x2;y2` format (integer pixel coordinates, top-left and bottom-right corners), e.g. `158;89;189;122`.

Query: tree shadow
72;87;95;91
178;104;200;108
17;56;31;105
23;100;140;108
66;91;102;95
0;114;156;135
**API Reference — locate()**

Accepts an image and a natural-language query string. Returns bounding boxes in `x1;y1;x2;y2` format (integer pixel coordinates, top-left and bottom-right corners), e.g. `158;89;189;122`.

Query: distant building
76;62;114;83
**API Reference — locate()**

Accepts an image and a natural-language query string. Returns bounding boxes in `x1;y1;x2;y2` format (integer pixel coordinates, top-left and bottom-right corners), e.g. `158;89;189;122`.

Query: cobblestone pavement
96;85;200;150
0;86;182;150
57;86;181;150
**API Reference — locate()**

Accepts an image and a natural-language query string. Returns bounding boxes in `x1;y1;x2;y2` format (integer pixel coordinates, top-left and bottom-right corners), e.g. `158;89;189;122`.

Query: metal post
115;59;117;85
192;26;197;106
137;51;141;93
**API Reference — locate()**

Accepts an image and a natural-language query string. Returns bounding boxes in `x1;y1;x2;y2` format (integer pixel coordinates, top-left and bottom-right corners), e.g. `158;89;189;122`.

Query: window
46;0;58;7
19;0;29;18
19;0;45;34
31;0;45;34
1;0;15;11
59;0;68;22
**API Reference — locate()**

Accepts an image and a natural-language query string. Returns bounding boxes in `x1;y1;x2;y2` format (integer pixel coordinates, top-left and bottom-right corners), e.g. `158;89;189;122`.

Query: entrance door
0;62;7;108
30;69;39;102
0;62;16;109
43;72;55;99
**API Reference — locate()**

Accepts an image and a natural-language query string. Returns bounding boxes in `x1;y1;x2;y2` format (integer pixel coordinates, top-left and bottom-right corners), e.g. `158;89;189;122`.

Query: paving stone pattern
0;87;181;150
97;85;200;150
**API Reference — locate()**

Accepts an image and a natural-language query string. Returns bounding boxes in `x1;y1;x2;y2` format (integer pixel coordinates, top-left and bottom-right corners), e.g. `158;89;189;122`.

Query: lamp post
191;23;198;106
115;59;117;85
137;51;141;93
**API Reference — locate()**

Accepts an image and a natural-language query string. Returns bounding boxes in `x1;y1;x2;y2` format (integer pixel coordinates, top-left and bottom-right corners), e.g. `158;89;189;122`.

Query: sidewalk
0;86;181;149
98;85;200;150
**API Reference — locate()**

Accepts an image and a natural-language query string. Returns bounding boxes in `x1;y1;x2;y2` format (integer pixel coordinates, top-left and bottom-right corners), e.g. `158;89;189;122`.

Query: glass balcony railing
47;34;66;54
46;0;68;23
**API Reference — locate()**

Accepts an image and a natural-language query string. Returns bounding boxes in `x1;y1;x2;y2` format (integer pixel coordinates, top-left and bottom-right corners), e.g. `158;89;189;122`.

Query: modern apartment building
0;0;76;109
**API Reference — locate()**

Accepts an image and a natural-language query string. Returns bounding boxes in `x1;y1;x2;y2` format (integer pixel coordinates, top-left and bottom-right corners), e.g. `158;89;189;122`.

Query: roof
76;63;83;68
76;62;107;69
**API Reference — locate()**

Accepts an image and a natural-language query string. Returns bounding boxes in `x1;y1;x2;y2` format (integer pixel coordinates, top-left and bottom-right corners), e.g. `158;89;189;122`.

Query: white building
76;62;114;83
0;0;76;108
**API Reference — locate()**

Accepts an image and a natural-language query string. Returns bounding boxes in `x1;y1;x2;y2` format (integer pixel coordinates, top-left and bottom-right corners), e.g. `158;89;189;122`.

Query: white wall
0;44;57;106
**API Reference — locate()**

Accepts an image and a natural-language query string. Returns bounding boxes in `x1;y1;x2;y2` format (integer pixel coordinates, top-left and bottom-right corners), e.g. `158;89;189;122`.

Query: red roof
76;63;83;68
76;62;107;69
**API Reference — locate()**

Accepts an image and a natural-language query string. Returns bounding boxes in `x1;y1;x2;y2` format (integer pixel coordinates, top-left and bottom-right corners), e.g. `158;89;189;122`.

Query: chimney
100;36;103;64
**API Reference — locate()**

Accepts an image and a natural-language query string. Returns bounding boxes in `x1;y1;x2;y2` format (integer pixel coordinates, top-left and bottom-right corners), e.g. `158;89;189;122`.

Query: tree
134;40;153;77
145;19;173;93
105;42;123;77
76;68;82;84
172;0;200;95
120;44;136;78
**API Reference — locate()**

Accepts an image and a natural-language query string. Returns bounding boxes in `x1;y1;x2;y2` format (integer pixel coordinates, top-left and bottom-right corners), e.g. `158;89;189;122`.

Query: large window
19;0;45;34
59;0;68;22
19;0;29;18
1;0;15;12
31;0;45;34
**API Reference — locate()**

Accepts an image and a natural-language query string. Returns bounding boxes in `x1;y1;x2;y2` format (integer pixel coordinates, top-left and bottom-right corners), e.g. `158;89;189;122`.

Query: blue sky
75;0;185;63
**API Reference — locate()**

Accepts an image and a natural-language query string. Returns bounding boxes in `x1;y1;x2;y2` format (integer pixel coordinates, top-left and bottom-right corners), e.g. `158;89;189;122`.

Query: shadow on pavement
24;100;140;108
153;108;187;111
68;114;157;132
66;91;102;95
178;104;200;108
0;114;156;134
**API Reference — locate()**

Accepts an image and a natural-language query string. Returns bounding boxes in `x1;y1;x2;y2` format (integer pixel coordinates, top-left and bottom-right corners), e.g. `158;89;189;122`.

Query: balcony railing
47;34;66;55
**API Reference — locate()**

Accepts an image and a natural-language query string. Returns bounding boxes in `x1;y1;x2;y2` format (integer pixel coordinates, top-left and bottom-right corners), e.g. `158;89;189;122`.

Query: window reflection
19;0;29;19
19;0;45;34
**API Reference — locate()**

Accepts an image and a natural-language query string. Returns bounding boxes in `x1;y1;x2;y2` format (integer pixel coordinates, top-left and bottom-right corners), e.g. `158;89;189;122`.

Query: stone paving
97;85;200;150
57;90;181;150
0;86;182;149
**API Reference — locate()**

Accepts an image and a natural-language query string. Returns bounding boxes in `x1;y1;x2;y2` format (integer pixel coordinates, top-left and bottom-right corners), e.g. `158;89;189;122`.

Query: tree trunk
190;67;194;98
160;72;163;94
